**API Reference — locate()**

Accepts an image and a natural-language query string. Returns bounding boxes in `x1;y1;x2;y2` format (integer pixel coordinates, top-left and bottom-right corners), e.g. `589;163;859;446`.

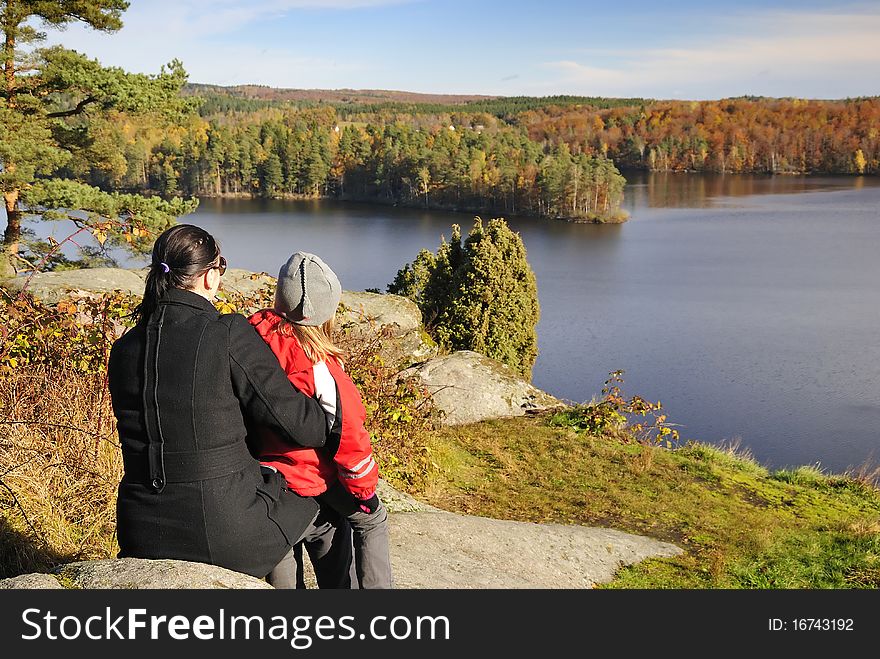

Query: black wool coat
108;287;328;577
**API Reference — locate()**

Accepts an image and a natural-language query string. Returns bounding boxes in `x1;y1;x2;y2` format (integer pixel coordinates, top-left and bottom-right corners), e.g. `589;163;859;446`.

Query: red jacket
248;310;378;499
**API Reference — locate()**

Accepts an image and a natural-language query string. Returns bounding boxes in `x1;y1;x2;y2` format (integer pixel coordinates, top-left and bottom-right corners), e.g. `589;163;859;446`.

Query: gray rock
0;573;65;589
399;350;562;425
388;510;683;589
5;267;146;303
338;291;437;366
376;478;439;513
299;480;681;589
55;558;273;589
219;268;276;299
339;291;422;335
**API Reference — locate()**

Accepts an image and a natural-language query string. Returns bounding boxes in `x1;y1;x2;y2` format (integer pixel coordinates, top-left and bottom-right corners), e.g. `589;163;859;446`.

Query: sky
40;0;880;100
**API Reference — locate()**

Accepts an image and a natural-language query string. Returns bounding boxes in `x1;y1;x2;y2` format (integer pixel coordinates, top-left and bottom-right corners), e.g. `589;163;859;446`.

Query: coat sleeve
225;313;327;448
327;367;378;500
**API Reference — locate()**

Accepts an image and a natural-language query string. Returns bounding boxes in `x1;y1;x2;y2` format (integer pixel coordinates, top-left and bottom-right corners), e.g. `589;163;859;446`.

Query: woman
108;224;348;580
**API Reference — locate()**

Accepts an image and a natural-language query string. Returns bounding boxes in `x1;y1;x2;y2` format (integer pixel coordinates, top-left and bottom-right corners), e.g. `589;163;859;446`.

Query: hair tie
159;262;170;273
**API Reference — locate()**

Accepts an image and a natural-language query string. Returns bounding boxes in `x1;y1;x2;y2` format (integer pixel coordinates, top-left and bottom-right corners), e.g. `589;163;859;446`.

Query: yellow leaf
93;229;107;246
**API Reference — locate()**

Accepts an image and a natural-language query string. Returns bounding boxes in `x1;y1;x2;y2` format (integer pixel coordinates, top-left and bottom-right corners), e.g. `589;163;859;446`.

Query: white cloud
530;9;880;99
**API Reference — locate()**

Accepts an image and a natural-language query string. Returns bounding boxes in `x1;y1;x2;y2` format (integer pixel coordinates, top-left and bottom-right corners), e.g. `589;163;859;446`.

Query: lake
9;173;880;473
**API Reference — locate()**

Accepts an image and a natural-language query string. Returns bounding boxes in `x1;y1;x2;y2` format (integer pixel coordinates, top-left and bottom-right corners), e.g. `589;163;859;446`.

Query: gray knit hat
274;252;342;326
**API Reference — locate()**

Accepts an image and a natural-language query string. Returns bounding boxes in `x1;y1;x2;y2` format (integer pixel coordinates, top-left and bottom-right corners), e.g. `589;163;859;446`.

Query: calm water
10;173;880;472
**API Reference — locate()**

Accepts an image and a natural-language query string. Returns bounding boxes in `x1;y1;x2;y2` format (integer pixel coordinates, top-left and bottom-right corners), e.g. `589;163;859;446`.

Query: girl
249;251;393;589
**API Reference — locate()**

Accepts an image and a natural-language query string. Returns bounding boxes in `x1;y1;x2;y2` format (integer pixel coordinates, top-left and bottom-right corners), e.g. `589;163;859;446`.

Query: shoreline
191;192;629;224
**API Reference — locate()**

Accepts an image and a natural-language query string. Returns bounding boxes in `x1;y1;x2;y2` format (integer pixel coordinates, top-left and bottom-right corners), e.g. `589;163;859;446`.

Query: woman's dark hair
134;224;220;324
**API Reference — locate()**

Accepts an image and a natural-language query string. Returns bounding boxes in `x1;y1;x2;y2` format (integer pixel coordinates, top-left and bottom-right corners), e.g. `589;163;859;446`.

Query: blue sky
43;0;880;99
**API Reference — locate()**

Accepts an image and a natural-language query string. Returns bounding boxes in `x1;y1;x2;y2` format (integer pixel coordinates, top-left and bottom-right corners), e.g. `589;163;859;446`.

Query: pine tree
1;0;197;274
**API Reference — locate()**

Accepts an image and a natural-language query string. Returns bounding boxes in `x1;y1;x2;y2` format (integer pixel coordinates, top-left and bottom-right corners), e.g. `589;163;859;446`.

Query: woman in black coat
108;225;339;579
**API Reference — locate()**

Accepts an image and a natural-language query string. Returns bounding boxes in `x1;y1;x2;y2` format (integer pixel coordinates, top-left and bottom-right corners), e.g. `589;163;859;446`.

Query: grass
418;414;880;588
0;367;121;578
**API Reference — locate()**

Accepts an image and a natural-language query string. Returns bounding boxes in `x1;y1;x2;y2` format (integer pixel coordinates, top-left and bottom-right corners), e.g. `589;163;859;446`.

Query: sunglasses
211;256;227;276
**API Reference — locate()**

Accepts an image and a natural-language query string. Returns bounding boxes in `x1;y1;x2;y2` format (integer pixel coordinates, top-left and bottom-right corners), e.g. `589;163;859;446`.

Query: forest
77;97;629;223
65;89;879;226
519;96;879;175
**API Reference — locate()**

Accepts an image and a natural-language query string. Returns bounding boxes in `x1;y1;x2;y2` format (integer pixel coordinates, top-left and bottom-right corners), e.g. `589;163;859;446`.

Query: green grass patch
418;414;880;588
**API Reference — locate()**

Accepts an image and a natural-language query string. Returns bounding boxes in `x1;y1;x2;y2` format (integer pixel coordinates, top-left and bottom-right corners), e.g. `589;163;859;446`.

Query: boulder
44;558;270;589
399;350;562;425
0;558;275;589
338;290;437;366
0;573;65;589
4;267;146;303
54;558;274;589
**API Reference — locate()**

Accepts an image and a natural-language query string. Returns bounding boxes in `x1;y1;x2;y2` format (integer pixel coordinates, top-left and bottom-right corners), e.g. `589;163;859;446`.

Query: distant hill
185;83;498;106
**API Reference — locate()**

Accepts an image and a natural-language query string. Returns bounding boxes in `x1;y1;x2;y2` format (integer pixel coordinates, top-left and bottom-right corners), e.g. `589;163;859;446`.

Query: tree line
80;104;628;223
518;97;880;174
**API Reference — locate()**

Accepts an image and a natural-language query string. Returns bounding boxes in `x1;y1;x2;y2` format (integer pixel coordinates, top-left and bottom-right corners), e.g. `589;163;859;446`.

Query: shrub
389;217;540;379
547;370;681;447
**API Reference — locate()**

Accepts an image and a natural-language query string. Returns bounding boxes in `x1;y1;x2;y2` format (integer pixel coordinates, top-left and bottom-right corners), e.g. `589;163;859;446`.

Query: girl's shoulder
247;309;311;370
247;308;282;329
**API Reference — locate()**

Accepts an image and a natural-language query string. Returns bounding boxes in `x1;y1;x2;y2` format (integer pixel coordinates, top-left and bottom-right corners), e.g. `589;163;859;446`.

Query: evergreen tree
259;152;283;197
389;217;539;379
387;248;435;310
1;0;197;273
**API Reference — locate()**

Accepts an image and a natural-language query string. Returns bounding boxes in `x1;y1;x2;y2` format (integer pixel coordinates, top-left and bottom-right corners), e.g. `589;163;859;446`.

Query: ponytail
134;224;220;324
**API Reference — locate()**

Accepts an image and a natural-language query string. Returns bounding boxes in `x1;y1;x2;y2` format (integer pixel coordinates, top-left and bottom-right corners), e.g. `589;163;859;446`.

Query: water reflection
622;171;876;209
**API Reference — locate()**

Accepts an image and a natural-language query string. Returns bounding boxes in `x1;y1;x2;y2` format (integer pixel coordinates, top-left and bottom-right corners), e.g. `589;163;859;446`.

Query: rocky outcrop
0;573;65;589
0;558;272;589
399;350;562;425
3;267;278;302
1;481;682;590
4;267;435;366
387;511;682;589
302;479;683;589
4;267;147;304
338;290;437;366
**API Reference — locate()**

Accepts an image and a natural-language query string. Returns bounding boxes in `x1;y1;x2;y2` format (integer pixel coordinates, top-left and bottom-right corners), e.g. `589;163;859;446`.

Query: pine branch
46;95;97;118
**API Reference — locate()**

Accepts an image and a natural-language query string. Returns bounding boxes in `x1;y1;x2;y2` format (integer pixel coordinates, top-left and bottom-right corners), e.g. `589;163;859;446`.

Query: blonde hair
278;316;345;365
